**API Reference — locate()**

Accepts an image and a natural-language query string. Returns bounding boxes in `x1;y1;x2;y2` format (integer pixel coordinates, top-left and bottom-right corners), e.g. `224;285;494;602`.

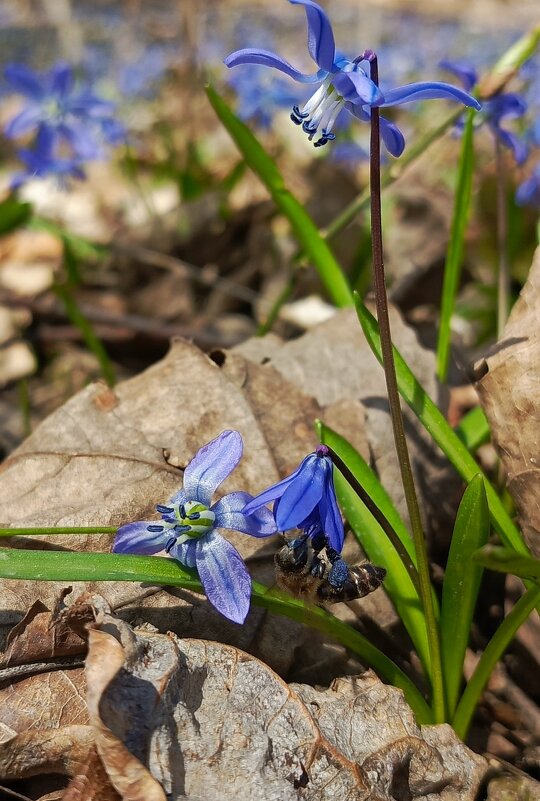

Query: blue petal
58;122;103;160
486;92;527;122
4;64;45;99
438;60;478;92
224;48;321;84
493;126;528;165
170;537;198;568
276;454;325;530
49;63;73;98
381;81;481;110
242;454;315;515
182;430;243;506
380;116;406;157
4;105;42;138
112;521;166;555
194;531;252;623
333;70;384;105
289;0;335;72
516;168;540;207
344;101;370;123
319;475;345;552
213;491;277;537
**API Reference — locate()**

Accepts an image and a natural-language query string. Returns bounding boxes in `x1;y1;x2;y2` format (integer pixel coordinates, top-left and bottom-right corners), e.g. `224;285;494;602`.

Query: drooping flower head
4;61;125;184
242;444;345;552
225;0;480;156
439;60;528;164
113;430;276;624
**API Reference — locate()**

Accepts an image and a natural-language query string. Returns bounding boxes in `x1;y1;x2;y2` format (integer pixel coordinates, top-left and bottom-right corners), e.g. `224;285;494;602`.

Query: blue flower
228;66;304;129
11;125;86;188
4;61;125;183
440;60;528;164
516;163;540;208
113;430;277;624
242;444;345;552
224;0;480;156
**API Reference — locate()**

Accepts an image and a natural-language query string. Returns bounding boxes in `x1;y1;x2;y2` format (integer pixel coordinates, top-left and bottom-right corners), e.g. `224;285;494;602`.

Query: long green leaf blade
354;299;527;556
474;546;540;582
318;422;433;678
0;547;431;721
206;85;352;307
454;406;490;453
437;110;476;381
0;197;33;235
441;475;489;717
452;585;540;739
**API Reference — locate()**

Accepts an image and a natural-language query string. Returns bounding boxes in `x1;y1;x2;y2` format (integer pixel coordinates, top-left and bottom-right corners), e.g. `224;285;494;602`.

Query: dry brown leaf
62;747;122;801
476;246;540;555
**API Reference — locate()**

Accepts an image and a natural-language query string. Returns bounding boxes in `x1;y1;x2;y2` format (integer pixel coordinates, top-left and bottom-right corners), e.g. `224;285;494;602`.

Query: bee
274;531;386;605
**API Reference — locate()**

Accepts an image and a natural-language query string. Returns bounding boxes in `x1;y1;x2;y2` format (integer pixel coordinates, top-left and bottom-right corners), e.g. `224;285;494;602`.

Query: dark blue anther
292;104;309;119
147;525;164;532
165;536;177;553
290;111;302;125
328;558;349;588
156;504;174;514
188;512;201;521
314;137;328;147
302;120;317;140
179;504;186;519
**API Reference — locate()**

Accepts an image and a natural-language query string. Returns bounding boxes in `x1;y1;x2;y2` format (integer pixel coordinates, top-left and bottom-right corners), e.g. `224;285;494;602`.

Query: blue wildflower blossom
516;163;540;208
440;60;528;164
4;61;124;182
11;125;86;188
242;444;345;552
113;430;276;624
225;0;480;155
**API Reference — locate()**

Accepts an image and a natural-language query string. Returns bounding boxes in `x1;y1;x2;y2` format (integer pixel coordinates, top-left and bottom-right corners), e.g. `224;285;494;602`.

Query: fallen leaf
475;246;540;555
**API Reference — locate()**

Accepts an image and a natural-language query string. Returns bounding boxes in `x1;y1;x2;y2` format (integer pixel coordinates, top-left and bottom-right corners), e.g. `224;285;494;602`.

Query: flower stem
495;138;510;338
326;447;420;591
367;54;445;722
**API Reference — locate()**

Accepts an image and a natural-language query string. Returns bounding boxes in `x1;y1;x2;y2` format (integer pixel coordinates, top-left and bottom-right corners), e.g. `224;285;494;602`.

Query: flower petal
333;70;383;105
486;92;527;122
194;531;252;623
319;477;345;552
224;48;321;83
289;0;335;72
4;64;45;99
381;81;481;110
492;126;528;165
438;59;477;92
170;537;198;567
182;430;244;506
213;491;277;537
242;454;315;515
112;521;166;555
276;455;325;530
49;63;73;98
380;116;406;157
4;105;42;138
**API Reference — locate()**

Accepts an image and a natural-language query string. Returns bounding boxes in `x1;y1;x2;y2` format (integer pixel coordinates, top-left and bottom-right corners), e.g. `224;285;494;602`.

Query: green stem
368;54;445;722
452;585;540;739
0;527;117;536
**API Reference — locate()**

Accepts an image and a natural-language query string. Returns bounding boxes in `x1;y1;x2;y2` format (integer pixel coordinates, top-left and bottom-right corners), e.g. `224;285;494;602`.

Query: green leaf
354;299;527;556
0;547;432;722
440;475;489;717
437;110;476;382
0;197;33;236
206;85;352;307
474;545;540;582
318;421;433;678
454;406;490;453
452;584;540;739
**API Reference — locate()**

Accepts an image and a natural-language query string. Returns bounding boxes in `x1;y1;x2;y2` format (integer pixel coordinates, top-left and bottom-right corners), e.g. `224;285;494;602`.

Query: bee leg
309;556;326;580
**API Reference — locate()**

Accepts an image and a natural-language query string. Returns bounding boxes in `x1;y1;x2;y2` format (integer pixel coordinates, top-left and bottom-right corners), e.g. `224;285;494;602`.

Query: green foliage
0;196;33;236
206;85;353;307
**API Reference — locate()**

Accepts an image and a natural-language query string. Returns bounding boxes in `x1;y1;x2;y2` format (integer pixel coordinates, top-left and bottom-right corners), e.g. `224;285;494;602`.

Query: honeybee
274;532;386;605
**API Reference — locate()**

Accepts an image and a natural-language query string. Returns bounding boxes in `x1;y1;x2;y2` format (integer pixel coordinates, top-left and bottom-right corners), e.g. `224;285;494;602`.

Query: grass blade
0;547;431;721
206;85;352;307
441;475;489;717
318;421;433;678
436;109;476;381
452;584;540;739
354;298;527;556
454;406;490;453
0;196;33;235
474;545;540;582
53;281;116;387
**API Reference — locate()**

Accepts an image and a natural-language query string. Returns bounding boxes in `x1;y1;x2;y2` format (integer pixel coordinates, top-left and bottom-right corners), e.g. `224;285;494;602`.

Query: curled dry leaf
85;605;486;801
475;246;540;555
